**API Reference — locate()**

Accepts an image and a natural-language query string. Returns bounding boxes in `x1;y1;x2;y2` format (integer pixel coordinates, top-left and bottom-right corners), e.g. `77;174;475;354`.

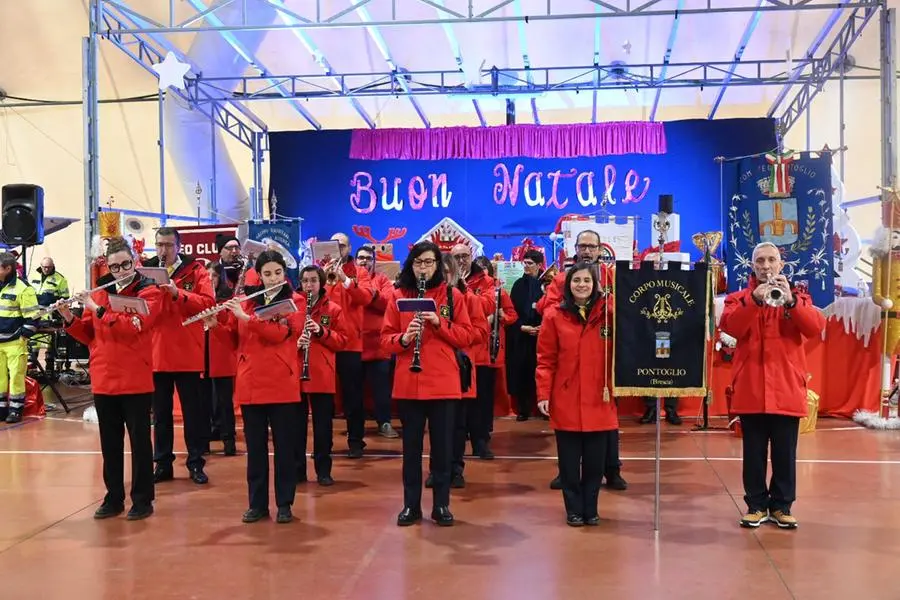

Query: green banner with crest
613;261;710;397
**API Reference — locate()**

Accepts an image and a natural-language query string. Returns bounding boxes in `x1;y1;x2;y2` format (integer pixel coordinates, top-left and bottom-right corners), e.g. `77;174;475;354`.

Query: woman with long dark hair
535;261;617;527
201;261;238;456
59;237;164;520
381;241;474;527
226;250;306;524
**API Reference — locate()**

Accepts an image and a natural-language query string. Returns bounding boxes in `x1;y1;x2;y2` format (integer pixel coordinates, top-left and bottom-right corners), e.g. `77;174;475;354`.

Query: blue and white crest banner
724;152;834;308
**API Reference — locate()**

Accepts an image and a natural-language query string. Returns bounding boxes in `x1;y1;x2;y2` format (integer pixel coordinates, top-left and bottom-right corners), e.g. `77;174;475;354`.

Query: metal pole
210;114;218;220
881;7;897;193
158;90;167;226
839;60;846;181
252;131;263;220
806;103;811;150
82;0;101;287
654;396;662;531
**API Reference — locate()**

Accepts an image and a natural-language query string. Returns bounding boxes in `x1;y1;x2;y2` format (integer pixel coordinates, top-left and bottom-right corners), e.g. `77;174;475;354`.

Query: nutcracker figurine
870;191;900;419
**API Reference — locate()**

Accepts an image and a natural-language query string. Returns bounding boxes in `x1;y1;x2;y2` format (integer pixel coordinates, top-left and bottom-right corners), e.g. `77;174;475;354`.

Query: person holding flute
59;237;165;520
381;241;474;527
295;265;348;486
222;250;306;524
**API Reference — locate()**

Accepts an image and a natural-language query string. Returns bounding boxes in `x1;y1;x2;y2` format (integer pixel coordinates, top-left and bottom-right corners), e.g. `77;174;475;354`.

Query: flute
181;282;287;326
35;275;135;317
300;291;312;381
409;273;426;373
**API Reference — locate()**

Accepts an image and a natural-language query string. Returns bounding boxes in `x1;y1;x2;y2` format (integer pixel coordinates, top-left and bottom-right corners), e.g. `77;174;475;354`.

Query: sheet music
107;294;150;316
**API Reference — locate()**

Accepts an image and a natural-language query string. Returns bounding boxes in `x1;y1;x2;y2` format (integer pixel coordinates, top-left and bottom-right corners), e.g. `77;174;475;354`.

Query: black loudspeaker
2;184;44;246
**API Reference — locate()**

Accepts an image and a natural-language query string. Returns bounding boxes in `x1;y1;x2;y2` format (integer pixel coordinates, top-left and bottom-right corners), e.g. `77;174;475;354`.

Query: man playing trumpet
720;242;825;529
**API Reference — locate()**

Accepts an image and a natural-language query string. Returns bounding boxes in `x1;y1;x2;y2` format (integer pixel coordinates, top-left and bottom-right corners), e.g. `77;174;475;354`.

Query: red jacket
486;288;518;368
325;261;373;353
145;255;215;372
536;300;617;432
205;311;238;378
381;282;474;401
361;270;394;361
297;295;348;394
65;274;165;396
719;277;825;417
463;290;489;397
233;287;307;406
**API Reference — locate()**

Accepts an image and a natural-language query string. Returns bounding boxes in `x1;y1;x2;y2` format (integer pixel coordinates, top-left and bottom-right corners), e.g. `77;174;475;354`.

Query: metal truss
185;58;878;103
100;2;265;150
775;0;880;132
99;0;876;33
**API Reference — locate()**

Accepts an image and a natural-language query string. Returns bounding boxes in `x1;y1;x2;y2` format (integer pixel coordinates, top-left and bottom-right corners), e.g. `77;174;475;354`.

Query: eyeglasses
413;258;436;267
523;260;536;266
576;244;599;251
452;254;470;261
108;259;134;273
222;244;240;251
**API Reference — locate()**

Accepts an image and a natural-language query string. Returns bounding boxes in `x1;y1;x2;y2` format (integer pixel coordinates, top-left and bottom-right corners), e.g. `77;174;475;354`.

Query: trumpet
764;275;787;307
35;276;134;317
181;282;287;326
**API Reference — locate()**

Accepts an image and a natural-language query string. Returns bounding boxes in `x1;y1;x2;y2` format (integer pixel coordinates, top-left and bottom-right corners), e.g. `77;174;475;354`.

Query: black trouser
152;372;206;471
643;396;678;412
94;393;154;509
516;384;536;419
242;402;301;511
468;367;496;452
398;399;453;510
605;429;621;477
429;399;467;477
200;376;236;442
555;429;612;518
362;359;393;425
337;351;365;448
740;413;800;513
298;393;335;479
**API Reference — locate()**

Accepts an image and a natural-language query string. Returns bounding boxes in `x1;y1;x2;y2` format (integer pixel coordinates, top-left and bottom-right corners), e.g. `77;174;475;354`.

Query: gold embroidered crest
600;325;611;338
320;314;331;326
182;282;194;291
439;305;451;318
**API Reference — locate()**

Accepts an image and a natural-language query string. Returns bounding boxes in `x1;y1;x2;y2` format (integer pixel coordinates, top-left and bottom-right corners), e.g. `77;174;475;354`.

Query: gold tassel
603;387;611;403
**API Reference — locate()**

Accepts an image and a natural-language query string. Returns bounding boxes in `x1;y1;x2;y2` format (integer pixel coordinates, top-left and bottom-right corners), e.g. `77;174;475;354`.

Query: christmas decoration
151;52;191;91
351;225;408;261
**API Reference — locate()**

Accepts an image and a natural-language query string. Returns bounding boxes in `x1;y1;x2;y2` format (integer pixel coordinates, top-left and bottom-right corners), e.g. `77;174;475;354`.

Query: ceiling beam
182;0;322;130
591;4;602;123
266;0;375;128
349;0;430;127
104;0;877;33
767;0;849;117
649;0;685;121
511;0;540;124
707;0;764;119
428;0;486;126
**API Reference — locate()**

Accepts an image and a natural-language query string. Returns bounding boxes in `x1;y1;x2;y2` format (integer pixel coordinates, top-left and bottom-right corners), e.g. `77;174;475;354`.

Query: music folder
396;298;437;313
136;267;170;285
255;299;297;321
107;294;150;316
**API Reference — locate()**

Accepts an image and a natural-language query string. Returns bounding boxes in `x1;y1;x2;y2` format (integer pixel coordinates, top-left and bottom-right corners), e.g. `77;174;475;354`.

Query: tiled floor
1;402;896;600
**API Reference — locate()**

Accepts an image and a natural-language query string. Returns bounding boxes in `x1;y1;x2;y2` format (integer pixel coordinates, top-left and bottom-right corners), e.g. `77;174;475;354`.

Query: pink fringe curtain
348;122;666;160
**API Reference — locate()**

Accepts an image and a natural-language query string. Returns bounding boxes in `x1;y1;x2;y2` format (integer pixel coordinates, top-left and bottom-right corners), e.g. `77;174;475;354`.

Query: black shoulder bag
446;286;473;393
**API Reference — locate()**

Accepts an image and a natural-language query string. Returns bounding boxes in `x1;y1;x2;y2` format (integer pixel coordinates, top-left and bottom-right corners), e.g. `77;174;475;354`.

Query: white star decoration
152;52;191;91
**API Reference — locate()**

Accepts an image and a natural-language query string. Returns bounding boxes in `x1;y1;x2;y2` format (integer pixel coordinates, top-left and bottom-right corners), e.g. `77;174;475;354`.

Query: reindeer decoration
351;225;408;261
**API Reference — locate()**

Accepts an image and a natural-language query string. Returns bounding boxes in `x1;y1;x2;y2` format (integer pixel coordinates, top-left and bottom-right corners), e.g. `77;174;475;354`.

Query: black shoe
242;508;269;523
126;505;153;521
451;473;465;488
153;465;174;483
550;476;562;490
5;407;22;423
431;506;454;526
425;474;434;488
317;475;335;487
189;468;209;485
516;414;529;422
223;439;237;456
639;407;656;424
566;514;584;527
397;507;423;526
584;515;600;526
276;506;293;523
665;410;683;425
347;446;364;459
0;407;7;422
605;473;627;490
478;446;495;460
93;503;124;519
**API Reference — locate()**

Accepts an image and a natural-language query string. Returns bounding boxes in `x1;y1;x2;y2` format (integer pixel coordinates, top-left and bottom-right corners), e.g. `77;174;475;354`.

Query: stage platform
1;397;898;600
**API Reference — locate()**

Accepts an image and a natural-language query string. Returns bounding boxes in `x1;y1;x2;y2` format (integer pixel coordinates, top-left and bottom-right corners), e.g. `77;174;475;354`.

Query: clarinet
300;291;312;381
489;283;502;364
233;256;252;298
409;273;426;373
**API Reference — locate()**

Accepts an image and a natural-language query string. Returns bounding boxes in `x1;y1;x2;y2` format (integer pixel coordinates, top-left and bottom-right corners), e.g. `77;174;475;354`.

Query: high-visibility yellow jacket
30;270;69;308
0;276;39;342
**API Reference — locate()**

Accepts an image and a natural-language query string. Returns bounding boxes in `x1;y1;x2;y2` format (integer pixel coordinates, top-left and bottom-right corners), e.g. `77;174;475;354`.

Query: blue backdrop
269;119;776;263
723;152;834;308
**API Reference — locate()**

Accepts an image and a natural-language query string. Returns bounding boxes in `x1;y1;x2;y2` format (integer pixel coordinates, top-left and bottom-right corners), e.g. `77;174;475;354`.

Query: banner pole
654;395;662;531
